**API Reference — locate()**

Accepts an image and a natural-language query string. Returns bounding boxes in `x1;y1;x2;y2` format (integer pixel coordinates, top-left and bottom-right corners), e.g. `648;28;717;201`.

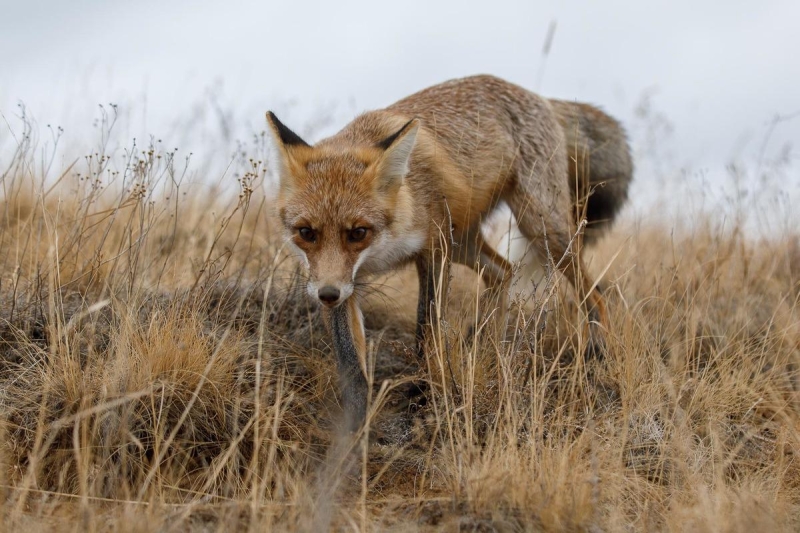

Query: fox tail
549;99;634;244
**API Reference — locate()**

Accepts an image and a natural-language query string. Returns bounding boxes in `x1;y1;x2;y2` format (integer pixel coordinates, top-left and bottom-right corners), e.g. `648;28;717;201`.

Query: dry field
1;108;799;532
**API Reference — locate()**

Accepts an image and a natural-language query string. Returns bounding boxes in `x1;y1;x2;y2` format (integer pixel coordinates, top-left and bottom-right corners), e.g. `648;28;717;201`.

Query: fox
266;74;633;432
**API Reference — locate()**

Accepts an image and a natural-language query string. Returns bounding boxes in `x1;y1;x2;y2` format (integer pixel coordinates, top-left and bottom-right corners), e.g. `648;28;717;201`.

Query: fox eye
298;227;316;242
347;227;368;243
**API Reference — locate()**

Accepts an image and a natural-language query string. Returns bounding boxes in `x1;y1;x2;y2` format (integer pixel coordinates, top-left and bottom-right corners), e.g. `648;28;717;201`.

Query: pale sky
1;0;798;214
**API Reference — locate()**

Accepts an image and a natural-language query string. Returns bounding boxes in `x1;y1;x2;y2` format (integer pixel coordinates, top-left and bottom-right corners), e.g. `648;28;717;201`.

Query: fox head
266;112;422;308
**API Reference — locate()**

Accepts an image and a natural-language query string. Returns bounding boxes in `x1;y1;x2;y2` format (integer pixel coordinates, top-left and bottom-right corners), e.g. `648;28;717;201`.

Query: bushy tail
549;99;634;244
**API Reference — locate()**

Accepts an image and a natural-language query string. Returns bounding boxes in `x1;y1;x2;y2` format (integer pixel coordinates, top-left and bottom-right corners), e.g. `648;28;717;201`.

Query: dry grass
1;109;799;532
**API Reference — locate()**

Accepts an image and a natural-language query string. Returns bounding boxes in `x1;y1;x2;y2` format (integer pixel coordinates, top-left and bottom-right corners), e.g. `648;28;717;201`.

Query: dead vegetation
0;107;799;532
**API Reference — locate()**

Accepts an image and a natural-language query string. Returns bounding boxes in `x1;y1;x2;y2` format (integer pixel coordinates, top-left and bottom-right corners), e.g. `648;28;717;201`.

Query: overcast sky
1;0;798;211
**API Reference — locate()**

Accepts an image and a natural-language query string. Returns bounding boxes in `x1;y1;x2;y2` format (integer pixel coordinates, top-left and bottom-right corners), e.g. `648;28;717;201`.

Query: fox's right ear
266;112;310;192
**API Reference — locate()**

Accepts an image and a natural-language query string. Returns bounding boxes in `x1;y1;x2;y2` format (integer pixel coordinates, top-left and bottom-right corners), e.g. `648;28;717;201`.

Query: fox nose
318;286;341;305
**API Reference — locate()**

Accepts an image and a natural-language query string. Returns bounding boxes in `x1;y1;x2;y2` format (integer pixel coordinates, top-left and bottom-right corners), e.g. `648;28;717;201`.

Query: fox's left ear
374;119;419;190
266;111;310;192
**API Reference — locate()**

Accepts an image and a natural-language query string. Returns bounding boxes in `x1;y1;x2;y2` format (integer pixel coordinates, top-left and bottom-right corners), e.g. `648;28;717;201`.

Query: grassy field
1;109;799;532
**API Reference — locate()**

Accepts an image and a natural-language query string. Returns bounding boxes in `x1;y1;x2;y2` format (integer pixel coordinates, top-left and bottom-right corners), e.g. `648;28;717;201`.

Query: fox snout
307;280;354;308
317;285;341;306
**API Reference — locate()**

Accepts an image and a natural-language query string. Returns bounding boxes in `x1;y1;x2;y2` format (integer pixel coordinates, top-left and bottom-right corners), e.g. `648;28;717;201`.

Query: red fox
266;75;632;431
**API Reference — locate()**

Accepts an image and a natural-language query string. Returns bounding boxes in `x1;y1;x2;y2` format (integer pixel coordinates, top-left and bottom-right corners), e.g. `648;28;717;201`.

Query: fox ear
266;112;310;192
266;111;311;149
374;119;419;190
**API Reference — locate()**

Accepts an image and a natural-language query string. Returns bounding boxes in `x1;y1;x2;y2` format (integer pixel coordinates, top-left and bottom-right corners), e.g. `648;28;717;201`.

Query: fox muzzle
318;285;341;306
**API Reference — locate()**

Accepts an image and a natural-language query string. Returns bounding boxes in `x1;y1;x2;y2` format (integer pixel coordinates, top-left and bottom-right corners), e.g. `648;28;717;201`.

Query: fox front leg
414;250;450;358
414;254;436;358
326;298;368;432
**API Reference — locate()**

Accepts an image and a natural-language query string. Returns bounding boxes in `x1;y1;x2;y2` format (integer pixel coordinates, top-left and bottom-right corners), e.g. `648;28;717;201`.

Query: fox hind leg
506;184;608;358
475;234;514;339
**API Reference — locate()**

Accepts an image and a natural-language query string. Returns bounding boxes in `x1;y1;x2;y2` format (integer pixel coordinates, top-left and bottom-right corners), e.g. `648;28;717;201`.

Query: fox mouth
319;299;343;309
